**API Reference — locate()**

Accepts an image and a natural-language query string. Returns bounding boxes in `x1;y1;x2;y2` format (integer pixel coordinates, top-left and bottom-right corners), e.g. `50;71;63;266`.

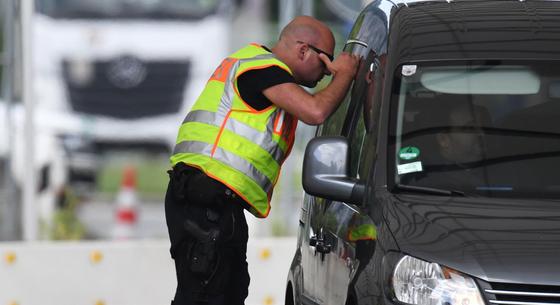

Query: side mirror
302;136;365;205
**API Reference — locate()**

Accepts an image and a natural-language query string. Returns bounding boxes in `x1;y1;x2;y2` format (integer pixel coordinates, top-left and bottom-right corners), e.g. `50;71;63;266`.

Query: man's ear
296;43;307;61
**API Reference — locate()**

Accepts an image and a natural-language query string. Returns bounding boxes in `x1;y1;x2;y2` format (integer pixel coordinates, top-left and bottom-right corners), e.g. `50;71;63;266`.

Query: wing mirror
302;136;365;205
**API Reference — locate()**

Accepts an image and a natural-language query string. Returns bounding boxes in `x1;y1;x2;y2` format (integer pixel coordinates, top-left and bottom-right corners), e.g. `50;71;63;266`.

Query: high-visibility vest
347;223;377;242
171;44;298;218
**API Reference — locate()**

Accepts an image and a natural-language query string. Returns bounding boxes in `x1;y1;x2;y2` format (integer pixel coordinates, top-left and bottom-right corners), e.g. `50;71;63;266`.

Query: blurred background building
0;0;370;242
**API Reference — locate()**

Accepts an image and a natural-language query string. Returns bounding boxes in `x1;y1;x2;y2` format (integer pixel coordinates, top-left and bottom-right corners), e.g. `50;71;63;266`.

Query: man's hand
319;52;360;79
264;52;361;125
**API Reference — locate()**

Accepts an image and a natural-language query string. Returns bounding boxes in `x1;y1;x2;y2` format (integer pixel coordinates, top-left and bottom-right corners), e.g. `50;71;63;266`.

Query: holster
168;163;238;290
184;218;220;279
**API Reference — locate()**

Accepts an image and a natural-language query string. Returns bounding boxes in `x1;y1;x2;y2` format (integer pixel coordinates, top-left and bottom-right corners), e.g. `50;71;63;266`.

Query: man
165;16;359;305
434;102;490;166
409;101;492;191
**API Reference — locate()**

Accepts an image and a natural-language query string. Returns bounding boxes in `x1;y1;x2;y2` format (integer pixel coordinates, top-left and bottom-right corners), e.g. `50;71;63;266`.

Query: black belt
170;162;250;211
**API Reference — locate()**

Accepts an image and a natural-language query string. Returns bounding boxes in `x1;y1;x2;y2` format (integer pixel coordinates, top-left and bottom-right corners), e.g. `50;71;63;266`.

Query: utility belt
169;162;248;209
167;162;245;295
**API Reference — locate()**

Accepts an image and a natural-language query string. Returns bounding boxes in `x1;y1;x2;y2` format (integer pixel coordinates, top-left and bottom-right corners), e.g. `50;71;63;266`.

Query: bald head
272;16;335;87
278;16;335;49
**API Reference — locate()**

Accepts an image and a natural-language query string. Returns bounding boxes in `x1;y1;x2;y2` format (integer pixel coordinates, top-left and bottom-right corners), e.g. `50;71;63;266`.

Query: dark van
285;1;560;305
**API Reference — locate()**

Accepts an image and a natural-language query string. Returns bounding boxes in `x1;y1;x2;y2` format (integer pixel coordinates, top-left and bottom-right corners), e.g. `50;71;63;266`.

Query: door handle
316;241;331;254
310;235;318;247
310;235;331;254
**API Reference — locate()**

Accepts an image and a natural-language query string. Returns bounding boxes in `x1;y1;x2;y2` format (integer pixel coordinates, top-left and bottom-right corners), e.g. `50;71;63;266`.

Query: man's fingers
319;52;360;76
318;53;333;71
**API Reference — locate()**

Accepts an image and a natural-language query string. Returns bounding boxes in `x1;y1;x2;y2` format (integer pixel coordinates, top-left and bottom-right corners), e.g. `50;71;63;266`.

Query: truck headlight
392;255;484;305
66;58;95;87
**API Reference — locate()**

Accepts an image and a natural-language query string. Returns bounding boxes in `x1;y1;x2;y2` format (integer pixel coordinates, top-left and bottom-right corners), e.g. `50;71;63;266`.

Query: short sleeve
237;65;295;111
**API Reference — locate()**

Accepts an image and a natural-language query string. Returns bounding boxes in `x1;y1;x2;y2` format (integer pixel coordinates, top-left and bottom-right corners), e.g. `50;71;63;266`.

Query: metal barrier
0;237;296;305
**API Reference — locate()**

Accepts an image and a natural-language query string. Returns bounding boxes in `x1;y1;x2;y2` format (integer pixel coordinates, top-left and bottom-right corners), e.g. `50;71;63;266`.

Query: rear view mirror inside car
418;65;540;94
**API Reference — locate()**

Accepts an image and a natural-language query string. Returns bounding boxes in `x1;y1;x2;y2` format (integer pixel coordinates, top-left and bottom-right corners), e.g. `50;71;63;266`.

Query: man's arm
263;52;359;125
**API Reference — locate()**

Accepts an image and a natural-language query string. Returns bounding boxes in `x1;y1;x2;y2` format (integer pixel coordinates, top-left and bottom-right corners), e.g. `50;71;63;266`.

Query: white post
21;0;37;241
302;0;313;16
279;0;295;30
279;0;314;32
1;0;21;240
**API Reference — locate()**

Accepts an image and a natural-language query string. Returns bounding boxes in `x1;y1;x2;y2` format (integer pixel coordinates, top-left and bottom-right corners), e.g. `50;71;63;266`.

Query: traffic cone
113;165;139;240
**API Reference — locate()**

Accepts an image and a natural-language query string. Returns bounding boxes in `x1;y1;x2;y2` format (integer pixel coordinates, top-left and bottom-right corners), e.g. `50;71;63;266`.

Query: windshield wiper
394;183;465;196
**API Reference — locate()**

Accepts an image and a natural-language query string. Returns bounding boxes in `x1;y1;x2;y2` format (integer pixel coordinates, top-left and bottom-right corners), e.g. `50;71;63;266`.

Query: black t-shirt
236;47;295;111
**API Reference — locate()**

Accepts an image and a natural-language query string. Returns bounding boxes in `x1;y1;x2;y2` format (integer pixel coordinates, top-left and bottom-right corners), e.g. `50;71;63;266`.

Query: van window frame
387;59;560;198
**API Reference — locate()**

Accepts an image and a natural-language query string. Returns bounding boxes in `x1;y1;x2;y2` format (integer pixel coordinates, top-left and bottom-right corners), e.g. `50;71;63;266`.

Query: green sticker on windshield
399;146;420;160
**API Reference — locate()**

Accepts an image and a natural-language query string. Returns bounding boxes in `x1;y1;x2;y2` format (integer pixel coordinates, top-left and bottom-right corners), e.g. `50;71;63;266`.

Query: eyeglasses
297;41;334;62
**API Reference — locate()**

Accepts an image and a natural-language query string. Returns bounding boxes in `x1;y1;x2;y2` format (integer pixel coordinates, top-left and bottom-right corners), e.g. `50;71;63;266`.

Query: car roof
391;0;560;5
393;0;560;61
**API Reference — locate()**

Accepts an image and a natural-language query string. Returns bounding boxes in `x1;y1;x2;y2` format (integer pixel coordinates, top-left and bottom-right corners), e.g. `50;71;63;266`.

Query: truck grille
62;56;190;119
484;282;560;305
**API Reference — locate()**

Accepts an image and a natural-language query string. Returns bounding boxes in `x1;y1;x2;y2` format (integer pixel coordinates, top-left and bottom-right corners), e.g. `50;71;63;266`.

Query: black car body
286;1;560;305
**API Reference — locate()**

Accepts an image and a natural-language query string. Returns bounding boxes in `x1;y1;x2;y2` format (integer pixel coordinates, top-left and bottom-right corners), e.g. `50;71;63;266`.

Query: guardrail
0;237;296;305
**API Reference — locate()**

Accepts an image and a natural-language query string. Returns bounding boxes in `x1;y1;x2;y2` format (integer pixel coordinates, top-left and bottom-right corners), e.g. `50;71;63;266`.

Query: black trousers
165;164;250;305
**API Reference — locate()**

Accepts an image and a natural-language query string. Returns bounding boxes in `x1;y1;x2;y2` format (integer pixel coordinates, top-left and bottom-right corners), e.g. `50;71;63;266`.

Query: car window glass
348;52;381;179
348;105;379;182
358;125;378;182
391;60;560;198
321;49;374;137
321;93;351;136
349;105;366;178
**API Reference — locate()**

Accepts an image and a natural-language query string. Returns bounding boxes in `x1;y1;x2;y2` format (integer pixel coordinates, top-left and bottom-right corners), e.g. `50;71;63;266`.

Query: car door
308;95;364;305
300;194;326;303
308;120;360;305
300;4;387;295
310;46;382;305
318;104;373;305
300;87;354;304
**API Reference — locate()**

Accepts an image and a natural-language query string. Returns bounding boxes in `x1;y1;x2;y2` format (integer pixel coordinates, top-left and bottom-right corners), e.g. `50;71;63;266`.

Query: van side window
349;105;379;181
349;105;366;178
321;94;352;136
321;51;372;137
348;52;382;179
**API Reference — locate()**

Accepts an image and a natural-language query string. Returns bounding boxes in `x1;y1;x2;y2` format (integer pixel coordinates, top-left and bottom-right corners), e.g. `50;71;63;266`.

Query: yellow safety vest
347;223;377;242
171;44;298;218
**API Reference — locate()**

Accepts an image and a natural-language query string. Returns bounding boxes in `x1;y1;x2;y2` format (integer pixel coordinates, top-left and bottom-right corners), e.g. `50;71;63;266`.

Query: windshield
391;60;560;198
36;0;222;19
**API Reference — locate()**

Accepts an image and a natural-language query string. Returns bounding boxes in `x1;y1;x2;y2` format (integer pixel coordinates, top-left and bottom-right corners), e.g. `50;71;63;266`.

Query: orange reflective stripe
204;172;255;210
210;57;238;83
273;110;285;135
282;116;298;160
211;110;233;157
179;162;269;218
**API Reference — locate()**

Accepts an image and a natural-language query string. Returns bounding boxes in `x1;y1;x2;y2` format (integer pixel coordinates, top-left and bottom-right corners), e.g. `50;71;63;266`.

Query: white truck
32;0;233;187
0;101;68;237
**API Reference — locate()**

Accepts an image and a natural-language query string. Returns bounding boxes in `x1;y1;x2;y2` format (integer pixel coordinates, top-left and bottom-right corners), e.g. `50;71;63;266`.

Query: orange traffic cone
113;165;139;240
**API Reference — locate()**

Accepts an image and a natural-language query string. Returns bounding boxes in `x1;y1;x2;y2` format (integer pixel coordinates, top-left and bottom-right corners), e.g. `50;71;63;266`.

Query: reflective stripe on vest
176;110;288;163
173;140;273;192
171;44;296;218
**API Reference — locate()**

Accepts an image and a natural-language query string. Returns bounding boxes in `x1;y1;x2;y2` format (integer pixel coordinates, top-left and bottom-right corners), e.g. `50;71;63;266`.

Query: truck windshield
36;0;221;19
391;60;560;198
